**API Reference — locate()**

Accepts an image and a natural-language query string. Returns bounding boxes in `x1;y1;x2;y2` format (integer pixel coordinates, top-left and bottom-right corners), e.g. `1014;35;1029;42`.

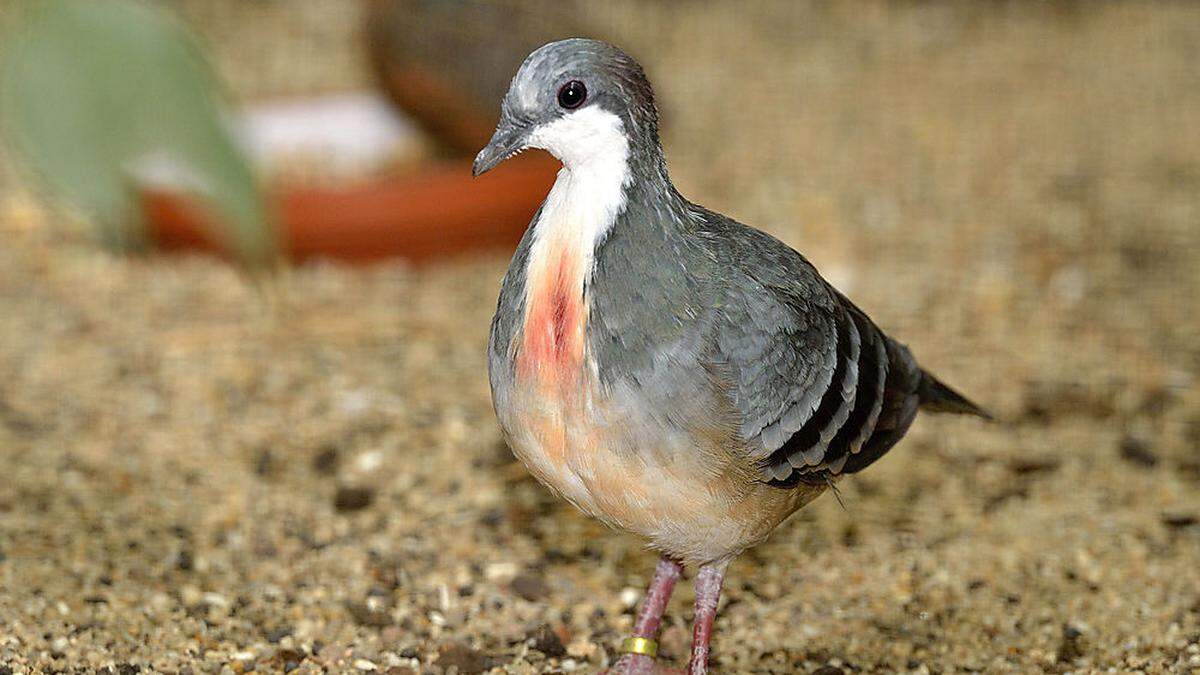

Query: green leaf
0;0;276;263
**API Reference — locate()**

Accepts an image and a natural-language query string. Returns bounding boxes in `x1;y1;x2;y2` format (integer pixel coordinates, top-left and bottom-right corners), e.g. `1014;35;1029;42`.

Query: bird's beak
472;116;527;177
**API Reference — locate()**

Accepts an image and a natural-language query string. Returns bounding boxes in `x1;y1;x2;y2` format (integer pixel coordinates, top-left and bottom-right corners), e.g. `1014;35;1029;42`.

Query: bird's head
472;38;660;177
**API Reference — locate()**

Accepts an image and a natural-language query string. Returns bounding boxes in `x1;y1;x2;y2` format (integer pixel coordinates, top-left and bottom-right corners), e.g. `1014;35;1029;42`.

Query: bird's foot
602;653;684;675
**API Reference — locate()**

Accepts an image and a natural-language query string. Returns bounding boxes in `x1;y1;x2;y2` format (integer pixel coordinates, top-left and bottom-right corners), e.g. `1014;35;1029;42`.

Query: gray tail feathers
917;370;992;421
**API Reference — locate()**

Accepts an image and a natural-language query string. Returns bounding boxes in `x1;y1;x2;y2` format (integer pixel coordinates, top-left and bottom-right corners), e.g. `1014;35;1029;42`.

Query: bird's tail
917;370;992;421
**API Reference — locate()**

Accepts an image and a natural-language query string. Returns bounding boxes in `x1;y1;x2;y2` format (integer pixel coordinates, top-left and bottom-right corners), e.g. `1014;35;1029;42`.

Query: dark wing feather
696;207;928;485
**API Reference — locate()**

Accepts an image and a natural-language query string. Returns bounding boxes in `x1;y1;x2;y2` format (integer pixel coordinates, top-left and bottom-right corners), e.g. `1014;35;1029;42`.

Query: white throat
524;106;631;288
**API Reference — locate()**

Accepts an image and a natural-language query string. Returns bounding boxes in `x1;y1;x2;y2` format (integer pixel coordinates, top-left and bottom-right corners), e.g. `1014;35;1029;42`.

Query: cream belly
497;367;825;564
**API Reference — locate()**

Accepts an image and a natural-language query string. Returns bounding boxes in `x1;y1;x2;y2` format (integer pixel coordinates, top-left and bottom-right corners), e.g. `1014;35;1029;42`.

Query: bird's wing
694;207;923;485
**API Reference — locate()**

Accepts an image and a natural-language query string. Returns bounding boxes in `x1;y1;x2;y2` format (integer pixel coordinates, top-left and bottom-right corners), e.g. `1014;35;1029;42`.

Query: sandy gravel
1;2;1199;673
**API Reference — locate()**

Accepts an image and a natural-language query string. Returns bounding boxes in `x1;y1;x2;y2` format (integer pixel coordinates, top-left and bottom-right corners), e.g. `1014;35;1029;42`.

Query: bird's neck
518;134;680;383
517;139;631;382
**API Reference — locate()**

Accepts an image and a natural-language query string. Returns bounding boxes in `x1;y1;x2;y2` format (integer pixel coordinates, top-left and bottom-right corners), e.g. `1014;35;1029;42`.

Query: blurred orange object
144;153;557;263
142;0;578;263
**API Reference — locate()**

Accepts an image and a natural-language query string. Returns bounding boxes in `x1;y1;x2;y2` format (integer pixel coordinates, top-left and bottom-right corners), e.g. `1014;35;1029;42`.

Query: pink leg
686;559;729;675
633;556;684;637
607;556;684;675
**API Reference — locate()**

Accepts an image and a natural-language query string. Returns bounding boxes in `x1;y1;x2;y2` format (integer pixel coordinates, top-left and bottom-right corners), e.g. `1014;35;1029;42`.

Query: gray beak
472;117;527;177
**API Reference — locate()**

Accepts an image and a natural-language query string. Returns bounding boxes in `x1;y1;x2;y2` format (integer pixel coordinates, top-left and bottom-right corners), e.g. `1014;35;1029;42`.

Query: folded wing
697;208;927;485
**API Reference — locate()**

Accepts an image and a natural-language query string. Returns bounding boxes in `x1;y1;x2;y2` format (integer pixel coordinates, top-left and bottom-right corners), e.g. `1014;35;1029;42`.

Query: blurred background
0;1;1197;673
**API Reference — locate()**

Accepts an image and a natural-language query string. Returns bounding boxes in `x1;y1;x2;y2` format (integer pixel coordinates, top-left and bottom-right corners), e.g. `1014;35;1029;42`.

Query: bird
473;38;990;675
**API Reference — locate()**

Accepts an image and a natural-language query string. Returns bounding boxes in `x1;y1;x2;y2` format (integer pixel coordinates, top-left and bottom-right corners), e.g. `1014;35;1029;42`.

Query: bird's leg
607;556;684;674
686;559;730;675
632;556;684;638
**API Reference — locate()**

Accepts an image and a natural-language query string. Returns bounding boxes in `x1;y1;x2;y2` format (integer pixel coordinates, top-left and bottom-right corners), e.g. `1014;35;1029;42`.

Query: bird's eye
557;80;587;109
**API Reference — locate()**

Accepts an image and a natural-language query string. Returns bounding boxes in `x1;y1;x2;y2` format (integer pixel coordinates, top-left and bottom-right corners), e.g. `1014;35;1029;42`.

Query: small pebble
254;447;276;478
528;624;567;658
203;592;230;609
312;445;340;475
437;642;491;674
347;601;391;627
1008;457;1061;476
1162;513;1198;529
334;485;375;512
485;561;518;581
356;451;383;473
510;571;549;601
1118;435;1158;468
619;587;640;609
1057;624;1086;663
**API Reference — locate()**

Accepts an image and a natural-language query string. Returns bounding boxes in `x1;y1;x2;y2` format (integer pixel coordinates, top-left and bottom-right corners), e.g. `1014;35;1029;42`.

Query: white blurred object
132;91;426;190
235;91;424;179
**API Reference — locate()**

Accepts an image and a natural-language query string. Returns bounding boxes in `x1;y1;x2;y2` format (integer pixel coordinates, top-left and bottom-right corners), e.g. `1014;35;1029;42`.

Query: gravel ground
2;2;1199;673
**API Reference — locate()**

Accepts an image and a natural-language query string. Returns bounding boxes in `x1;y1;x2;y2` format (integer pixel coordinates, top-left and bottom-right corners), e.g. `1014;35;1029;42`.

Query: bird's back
685;204;988;486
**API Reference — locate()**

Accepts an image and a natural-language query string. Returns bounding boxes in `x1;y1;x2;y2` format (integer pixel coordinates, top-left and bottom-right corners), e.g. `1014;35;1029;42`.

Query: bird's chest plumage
516;223;590;387
494;193;622;524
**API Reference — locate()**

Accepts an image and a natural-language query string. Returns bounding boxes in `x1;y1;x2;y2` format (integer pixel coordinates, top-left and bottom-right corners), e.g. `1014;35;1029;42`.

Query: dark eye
557;80;587;109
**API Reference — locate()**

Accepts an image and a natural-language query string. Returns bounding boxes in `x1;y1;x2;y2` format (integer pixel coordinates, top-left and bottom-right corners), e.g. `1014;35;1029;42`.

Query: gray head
472;38;663;177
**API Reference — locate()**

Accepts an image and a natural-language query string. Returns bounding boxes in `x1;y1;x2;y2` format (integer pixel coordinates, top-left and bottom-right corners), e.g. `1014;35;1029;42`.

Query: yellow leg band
621;636;658;658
